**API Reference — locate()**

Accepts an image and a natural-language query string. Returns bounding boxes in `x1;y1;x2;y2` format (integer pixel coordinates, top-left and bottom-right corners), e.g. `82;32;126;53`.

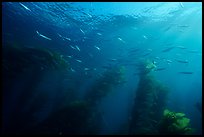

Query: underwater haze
2;2;202;135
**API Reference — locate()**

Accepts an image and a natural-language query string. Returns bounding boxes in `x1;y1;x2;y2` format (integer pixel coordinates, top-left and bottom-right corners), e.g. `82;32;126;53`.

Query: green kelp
2;44;69;78
158;109;193;135
2;44;70;106
2;44;70;134
85;65;126;106
137;59;157;75
129;59;169;135
81;65;126;134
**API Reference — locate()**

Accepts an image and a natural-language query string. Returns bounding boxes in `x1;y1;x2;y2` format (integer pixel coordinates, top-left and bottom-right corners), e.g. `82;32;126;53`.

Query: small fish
108;59;117;62
80;28;85;35
147;48;152;51
128;48;140;53
76;59;82;63
19;3;31;11
153;61;157;64
143;35;148;39
66;55;73;58
97;32;102;36
163;26;172;32
64;37;71;41
178;25;189;28
86;13;92;18
36;31;52;40
176;46;187;49
155;57;160;60
75;45;80;51
179;2;184;8
166;59;173;63
155;67;166;71
117;37;126;44
94;46;101;51
162;47;175;52
70;68;76;72
70;45;76;50
175;59;188;63
57;33;62;37
187;50;199;53
142;52;151;56
84;68;90;71
178;72;193;74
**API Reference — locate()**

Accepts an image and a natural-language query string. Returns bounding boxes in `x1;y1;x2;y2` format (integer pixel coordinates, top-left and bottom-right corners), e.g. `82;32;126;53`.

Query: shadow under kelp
30;100;91;135
2;44;71;134
33;65;126;135
129;59;169;135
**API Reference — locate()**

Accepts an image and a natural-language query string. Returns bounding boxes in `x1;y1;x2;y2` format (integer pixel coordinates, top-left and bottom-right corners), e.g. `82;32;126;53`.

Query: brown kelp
129;59;169;134
3;44;69;78
85;65;126;106
2;44;70;134
83;65;126;134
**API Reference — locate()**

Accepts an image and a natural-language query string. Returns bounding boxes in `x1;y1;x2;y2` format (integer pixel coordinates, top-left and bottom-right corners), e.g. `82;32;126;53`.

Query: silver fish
180;2;184;8
65;55;73;59
94;46;101;51
166;59;173;63
19;3;31;11
75;45;80;51
36;31;52;40
155;67;166;71
84;68;90;71
175;59;188;63
80;28;85;35
76;59;82;63
162;47;175;52
70;68;76;72
179;72;193;74
97;32;102;36
108;59;117;62
117;37;126;44
176;46;187;49
64;37;71;41
187;50;199;53
70;45;77;50
143;35;148;39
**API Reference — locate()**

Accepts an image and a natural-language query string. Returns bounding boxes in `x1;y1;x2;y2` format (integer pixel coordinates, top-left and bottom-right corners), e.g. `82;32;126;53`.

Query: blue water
2;2;202;135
